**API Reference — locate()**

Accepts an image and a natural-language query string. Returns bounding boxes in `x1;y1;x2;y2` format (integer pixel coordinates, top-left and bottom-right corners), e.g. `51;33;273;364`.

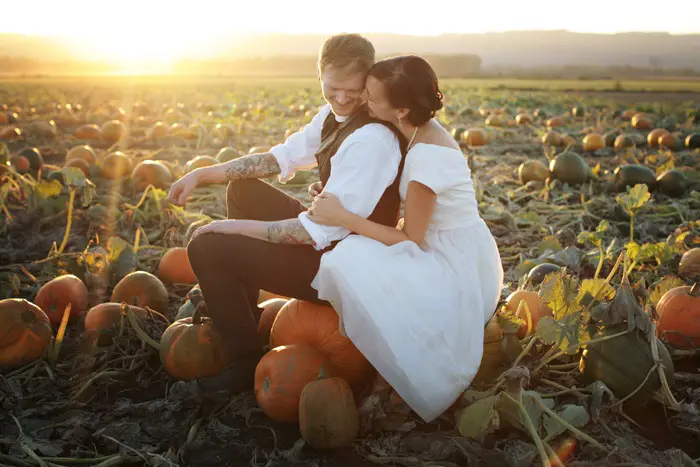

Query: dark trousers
187;179;329;361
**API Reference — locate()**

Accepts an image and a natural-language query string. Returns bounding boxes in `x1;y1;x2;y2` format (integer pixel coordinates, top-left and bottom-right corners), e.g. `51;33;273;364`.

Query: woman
306;55;504;423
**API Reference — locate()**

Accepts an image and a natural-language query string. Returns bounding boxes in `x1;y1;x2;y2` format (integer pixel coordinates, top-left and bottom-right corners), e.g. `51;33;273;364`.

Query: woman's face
365;75;398;124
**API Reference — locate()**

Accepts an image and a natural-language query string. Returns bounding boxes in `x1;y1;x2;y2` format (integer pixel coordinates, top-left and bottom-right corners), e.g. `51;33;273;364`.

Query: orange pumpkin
254;344;335;422
269;299;374;390
299;376;359;449
647;128;669;147
83;302;149;346
147;122;169;139
505;290;553;337
157;247;197;284
656;284;700;349
9;155;30;173
0;127;22;140
541;131;561;147
546;116;566;128
110;270;170;314
0;298;53;367
100;120;127;143
184;155;218;174
160;299;229;380
34;274;89;326
74;124;101;140
658;133;681;151
257;298;288;346
631;113;653;130
515;113;532;125
66;145;97;165
100;151;133;180
461;128;487;147
258;289;289;303
131;160;173;192
582;133;605;152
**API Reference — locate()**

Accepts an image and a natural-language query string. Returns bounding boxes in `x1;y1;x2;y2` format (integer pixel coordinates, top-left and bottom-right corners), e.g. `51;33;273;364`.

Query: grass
1;75;700;93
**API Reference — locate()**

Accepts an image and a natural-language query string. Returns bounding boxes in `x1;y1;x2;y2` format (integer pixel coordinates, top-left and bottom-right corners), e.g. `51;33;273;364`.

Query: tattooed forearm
265;219;315;245
224;153;281;182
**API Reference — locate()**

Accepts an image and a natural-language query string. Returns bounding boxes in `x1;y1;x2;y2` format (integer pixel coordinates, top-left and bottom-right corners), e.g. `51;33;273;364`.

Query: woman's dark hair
368;55;444;126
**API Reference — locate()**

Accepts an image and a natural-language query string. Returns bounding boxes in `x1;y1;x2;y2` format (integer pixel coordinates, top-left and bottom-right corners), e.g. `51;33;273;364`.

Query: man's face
320;65;367;117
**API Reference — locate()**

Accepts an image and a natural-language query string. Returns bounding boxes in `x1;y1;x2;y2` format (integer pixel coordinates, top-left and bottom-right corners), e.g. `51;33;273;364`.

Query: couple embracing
167;33;504;423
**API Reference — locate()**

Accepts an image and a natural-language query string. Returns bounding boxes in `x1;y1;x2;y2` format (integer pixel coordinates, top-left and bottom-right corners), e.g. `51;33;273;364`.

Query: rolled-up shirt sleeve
298;123;402;250
268;104;331;183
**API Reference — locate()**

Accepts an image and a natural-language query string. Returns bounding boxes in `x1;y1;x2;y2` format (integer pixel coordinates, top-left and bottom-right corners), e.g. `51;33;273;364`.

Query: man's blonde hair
318;33;375;75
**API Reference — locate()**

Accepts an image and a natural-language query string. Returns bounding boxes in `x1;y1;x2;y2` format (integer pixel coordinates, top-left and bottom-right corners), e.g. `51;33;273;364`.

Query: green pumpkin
549;151;589;185
579;324;674;407
656;169;686;198
613;164;656;192
216;147;242;163
686;132;700;149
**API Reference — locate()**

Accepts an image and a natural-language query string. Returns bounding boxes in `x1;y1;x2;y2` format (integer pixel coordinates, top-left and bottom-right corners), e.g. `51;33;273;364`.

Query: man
167;33;407;396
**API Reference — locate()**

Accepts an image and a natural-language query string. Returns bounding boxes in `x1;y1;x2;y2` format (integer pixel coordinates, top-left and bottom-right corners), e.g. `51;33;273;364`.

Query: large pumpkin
518;160;550;185
0;298;53;367
159;300;228;380
505;290;553;337
157;247;197;284
100;120;127;144
299;376;359;449
579;324;674;407
34;274;89;326
269;299;374;390
100;151;133;180
66;145;97;165
549;151;588;185
254;344;335;423
110;270;169;314
83;302;149;347
582;133;605;152
74;124;101;140
656;284;700;349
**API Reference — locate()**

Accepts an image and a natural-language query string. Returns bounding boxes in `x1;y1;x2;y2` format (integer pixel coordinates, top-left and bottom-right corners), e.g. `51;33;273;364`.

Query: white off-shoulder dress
311;143;504;423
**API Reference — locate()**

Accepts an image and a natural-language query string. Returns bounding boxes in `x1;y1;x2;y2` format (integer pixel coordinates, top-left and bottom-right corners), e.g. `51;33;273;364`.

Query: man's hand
307;181;323;200
167;170;200;206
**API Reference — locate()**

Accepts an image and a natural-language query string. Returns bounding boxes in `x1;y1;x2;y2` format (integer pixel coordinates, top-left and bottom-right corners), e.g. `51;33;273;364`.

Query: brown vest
314;106;407;251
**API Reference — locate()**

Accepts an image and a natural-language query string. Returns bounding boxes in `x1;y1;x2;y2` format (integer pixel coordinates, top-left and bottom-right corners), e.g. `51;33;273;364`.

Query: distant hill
1;30;699;71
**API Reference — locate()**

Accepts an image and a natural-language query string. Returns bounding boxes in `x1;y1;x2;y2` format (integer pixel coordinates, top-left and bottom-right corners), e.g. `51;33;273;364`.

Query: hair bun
432;91;444;112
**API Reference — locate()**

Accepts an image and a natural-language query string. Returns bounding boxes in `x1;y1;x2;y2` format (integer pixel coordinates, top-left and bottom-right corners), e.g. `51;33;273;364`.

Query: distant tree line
2;54;699;80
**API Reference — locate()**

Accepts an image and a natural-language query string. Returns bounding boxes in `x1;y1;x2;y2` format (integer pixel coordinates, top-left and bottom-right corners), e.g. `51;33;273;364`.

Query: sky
3;0;699;63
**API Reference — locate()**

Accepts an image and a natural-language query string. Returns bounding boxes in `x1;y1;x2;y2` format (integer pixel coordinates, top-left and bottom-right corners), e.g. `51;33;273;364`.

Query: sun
83;30;198;74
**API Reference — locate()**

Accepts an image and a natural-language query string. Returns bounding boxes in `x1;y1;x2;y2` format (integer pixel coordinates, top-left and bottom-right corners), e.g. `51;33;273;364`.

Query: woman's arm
310;181;437;248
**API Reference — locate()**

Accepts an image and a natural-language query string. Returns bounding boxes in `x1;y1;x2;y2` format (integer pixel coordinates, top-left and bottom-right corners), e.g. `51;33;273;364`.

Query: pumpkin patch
0;74;698;466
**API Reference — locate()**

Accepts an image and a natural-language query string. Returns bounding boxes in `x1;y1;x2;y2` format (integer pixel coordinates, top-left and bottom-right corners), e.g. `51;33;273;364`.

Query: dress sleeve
298;123;402;251
404;146;467;194
268;104;331;183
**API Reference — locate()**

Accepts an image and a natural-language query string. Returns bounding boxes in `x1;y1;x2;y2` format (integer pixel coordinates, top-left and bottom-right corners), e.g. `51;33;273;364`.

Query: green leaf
649;275;685;307
655;157;675;176
498;311;526;335
106;237;129;263
81;179;96;207
615;183;650;216
35;180;63;199
539;271;581;319
456;395;500;440
61;166;88;188
543;404;590;439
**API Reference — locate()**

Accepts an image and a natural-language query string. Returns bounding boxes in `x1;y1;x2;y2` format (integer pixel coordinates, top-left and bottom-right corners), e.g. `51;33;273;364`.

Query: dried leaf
456;395;500;441
543;404;590;439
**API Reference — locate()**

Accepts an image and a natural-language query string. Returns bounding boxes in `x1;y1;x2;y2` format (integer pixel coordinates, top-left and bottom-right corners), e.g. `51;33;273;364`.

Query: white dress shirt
268;104;402;251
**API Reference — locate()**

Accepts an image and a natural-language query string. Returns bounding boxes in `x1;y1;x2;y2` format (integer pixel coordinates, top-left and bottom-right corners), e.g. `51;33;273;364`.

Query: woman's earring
397;115;403;129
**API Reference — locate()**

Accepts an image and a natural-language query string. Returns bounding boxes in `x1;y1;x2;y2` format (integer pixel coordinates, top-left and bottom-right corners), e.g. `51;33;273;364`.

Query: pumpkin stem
690;283;699;297
192;301;207;325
